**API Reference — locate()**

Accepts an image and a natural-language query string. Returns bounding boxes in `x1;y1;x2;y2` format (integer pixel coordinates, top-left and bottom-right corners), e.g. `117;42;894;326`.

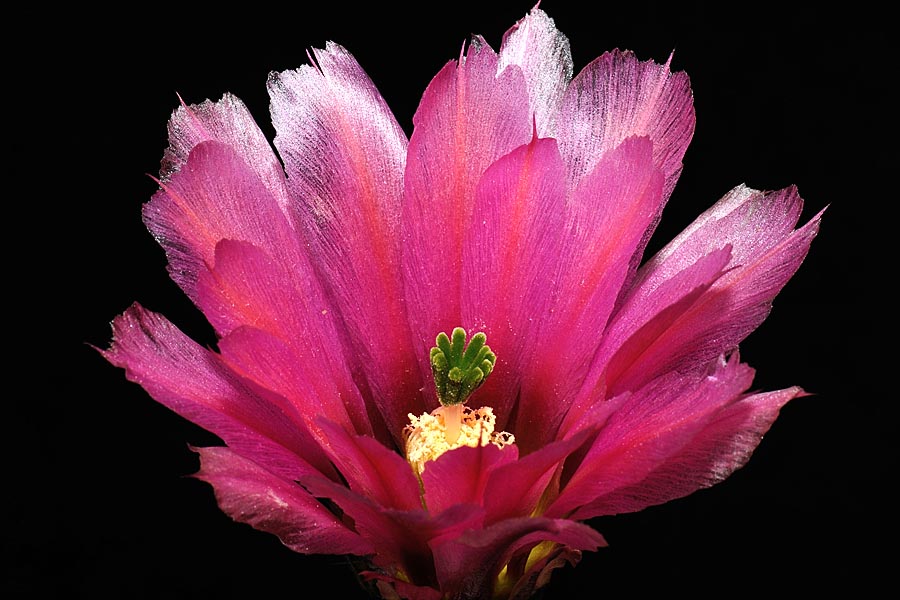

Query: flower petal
432;516;606;599
193;446;372;555
504;543;593;600
573;245;733;408
515;136;664;452
402;38;532;390
602;185;823;395
556;49;694;199
197;240;378;440
422;444;518;515
145;142;376;433
569;383;805;519
461;134;567;426
483;426;597;524
316;419;422;512
547;354;800;519
498;6;573;136
218;325;374;440
102;304;330;481
160;93;292;213
269;43;424;437
301;472;485;588
144;140;317;316
360;575;444;600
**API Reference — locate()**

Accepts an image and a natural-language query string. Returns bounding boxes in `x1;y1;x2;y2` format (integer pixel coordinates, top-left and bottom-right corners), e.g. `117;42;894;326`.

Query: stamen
404;405;515;478
403;328;513;478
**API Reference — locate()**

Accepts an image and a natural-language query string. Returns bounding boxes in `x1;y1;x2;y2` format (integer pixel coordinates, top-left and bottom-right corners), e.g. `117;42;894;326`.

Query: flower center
403;328;515;477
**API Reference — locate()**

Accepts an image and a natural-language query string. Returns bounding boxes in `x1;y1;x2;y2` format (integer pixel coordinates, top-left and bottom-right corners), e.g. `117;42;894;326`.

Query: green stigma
430;327;496;406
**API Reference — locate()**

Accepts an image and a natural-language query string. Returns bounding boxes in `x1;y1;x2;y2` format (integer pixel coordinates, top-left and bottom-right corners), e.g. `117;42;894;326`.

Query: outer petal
159;93;293;213
422;444;518;515
193;446;372;555
546;354;799;519
568;384;805;519
461;135;567;427
145;141;319;328
269;43;424;439
402;38;533;392
498;6;573;136
217;325;370;441
316;419;423;513
301;472;484;589
504;543;592;600
600;185;823;395
571;245;733;415
198;240;376;439
556;49;694;201
102;304;331;481
431;517;606;600
515;136;664;453
145;142;373;436
483;426;597;524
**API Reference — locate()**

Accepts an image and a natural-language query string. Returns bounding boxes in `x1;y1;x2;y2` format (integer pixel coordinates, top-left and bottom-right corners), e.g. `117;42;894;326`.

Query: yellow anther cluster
404;405;515;477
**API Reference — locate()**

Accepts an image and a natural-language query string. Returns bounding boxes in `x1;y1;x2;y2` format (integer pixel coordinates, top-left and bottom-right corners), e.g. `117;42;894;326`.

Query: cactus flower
103;6;822;599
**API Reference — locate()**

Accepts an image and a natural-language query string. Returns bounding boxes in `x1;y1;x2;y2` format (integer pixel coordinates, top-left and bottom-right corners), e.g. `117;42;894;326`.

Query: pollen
404;404;515;476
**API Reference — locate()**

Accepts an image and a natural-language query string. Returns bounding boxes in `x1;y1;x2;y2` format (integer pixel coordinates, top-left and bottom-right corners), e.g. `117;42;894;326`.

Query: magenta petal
422;444;518;515
568;383;805;519
461;135;567;426
269;43;424;437
547;354;797;519
195;238;318;339
556;49;694;199
316;419;422;513
504;543;594;600
431;517;606;599
515;136;664;452
402;39;533;387
483;427;597;524
193;446;372;555
498;7;573;136
160;93;292;212
218;325;373;442
301;472;485;587
144;140;317;313
605;185;823;394
103;304;327;481
197;240;376;439
148;142;376;435
636;185;814;288
582;245;733;399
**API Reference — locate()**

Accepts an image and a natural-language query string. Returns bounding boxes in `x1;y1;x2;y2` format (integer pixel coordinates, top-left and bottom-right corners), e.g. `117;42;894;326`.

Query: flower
102;6;822;600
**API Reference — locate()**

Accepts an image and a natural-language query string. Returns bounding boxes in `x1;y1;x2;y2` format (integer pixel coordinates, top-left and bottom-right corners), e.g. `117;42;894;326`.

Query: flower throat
403;328;515;477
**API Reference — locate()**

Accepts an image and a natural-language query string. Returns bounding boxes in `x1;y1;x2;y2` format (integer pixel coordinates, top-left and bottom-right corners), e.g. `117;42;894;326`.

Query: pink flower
103;7;822;600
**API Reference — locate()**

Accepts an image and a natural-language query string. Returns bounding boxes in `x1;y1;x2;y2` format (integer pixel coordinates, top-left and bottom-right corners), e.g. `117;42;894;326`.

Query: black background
11;1;891;598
